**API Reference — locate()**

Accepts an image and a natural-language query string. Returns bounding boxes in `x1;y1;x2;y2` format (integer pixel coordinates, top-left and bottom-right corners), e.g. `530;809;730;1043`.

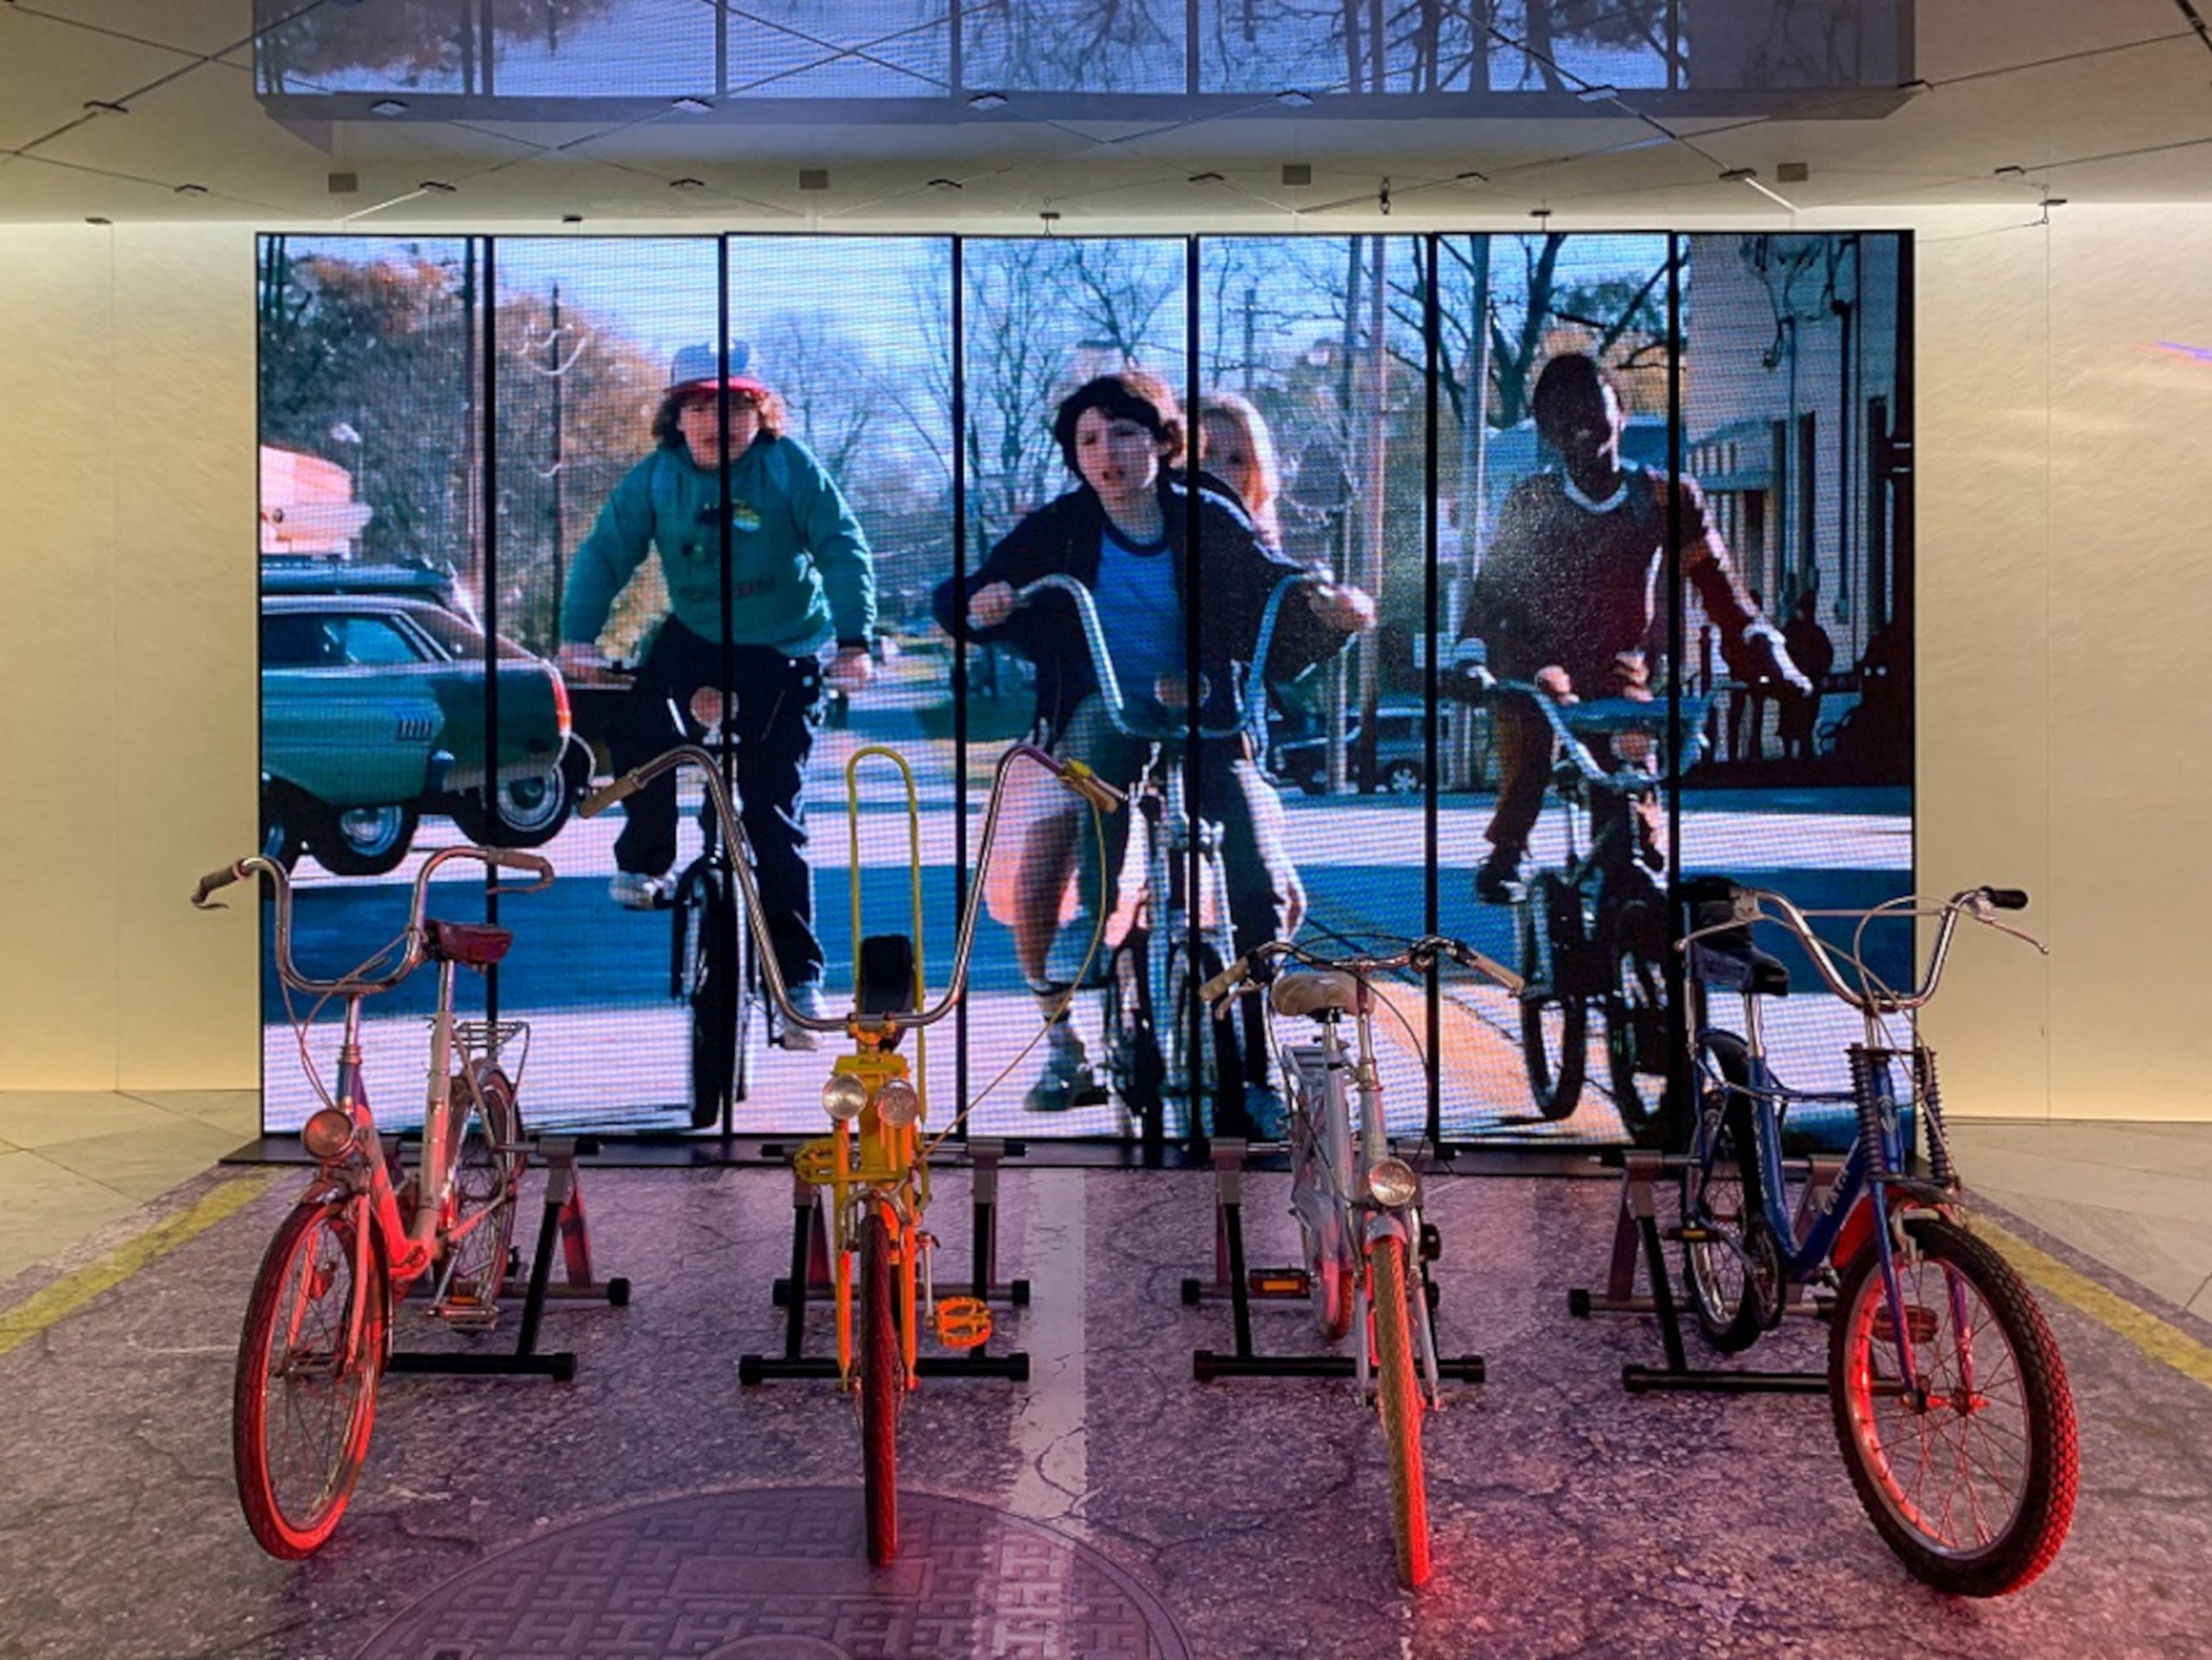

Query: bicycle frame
1683;885;2044;1402
194;844;553;1347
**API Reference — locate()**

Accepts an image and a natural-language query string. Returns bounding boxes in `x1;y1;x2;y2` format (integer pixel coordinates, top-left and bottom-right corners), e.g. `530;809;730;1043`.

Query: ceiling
3;1;2209;229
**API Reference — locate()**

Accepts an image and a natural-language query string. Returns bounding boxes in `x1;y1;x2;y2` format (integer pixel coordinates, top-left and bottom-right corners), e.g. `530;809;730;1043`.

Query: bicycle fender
1363;1212;1410;1249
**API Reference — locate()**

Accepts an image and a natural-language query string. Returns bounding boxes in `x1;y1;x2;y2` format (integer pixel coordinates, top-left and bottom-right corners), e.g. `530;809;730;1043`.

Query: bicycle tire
1828;1215;2078;1596
1103;935;1163;1128
1516;873;1588;1120
859;1210;901;1566
684;862;741;1129
1370;1234;1433;1589
1680;1033;1769;1353
233;1196;386;1559
1601;895;1673;1144
439;1062;523;1311
1166;941;1231;1124
1291;1103;1356;1342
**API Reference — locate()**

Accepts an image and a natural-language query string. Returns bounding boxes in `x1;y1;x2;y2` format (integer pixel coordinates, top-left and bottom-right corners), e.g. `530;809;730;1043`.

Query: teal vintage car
260;592;575;875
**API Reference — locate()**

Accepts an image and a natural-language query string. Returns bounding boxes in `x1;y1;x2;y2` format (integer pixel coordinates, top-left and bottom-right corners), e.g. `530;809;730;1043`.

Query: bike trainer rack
741;1138;1029;1385
1185;1138;1484;1385
389;1135;631;1385
1568;1147;1835;1396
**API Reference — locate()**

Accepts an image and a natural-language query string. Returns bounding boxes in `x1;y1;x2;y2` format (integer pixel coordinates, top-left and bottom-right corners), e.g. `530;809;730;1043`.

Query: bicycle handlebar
1202;933;1524;1007
1679;884;2044;1014
583;740;1123;1037
1477;677;1710;792
1009;570;1303;747
192;844;556;998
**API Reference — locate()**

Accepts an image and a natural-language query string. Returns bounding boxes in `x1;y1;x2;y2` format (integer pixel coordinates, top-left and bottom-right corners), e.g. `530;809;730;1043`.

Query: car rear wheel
448;760;572;849
310;803;418;878
1380;759;1423;795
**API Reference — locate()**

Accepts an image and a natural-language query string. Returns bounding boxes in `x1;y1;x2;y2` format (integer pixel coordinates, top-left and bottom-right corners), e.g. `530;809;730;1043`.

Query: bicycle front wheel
1516;874;1587;1120
1370;1234;1433;1589
440;1063;522;1312
233;1196;386;1558
1828;1216;2078;1595
858;1210;901;1566
683;862;745;1129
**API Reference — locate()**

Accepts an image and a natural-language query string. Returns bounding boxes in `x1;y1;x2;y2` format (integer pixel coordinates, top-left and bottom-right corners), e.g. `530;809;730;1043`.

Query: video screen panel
254;229;1910;1152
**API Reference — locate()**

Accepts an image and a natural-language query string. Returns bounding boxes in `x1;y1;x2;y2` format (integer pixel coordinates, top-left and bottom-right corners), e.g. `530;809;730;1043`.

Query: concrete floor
3;1094;2209;1658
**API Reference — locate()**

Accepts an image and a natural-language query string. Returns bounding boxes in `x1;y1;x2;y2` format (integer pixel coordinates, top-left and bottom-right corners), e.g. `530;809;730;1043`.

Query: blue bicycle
1676;881;2078;1596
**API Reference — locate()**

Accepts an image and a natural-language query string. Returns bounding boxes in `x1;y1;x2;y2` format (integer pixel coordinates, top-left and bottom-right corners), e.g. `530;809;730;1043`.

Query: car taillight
548;665;571;740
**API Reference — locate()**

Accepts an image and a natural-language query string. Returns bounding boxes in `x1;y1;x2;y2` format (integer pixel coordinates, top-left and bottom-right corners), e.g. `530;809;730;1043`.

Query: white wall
2;208;2206;1116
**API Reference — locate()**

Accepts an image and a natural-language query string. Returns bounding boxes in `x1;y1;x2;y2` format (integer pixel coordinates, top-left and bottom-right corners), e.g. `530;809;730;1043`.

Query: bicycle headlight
875;1078;921;1128
301;1107;358;1162
822;1072;868;1123
1366;1155;1420;1208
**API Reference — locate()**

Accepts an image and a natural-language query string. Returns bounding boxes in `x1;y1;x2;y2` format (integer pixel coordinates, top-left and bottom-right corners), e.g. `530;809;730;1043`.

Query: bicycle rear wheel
233;1196;386;1559
1828;1216;2078;1595
1290;1089;1355;1341
858;1210;901;1565
439;1062;523;1312
1166;941;1233;1130
1370;1234;1432;1588
1103;935;1164;1130
1680;1034;1770;1353
1516;874;1587;1120
1601;923;1673;1144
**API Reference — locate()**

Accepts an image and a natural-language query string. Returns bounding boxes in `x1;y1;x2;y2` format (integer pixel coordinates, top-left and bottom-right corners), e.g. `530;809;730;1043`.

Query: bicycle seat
1688;936;1790;996
423;919;513;969
1271;970;1366;1019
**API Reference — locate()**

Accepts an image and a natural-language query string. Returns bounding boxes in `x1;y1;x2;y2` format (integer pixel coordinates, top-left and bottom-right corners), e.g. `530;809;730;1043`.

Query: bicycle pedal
434;1299;501;1329
1873;1303;1939;1345
933;1295;994;1350
1249;1269;1310;1298
1673;1224;1713;1243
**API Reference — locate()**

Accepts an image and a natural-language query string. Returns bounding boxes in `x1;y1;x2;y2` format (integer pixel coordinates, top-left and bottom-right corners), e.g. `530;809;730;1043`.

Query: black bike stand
741;1149;1030;1386
1567;1148;1834;1396
389;1135;631;1385
1185;1138;1484;1386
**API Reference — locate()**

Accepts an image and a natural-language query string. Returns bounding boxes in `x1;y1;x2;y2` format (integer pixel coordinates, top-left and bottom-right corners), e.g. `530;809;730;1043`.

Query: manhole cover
357;1486;1190;1659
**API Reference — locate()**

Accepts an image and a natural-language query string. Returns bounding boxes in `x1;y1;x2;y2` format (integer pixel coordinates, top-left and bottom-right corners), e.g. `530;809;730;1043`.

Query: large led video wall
257;230;1911;1151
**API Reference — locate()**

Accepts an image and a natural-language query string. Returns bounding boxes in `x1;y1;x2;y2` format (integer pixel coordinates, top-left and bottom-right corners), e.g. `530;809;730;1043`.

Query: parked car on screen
260;589;575;875
1271;701;1433;796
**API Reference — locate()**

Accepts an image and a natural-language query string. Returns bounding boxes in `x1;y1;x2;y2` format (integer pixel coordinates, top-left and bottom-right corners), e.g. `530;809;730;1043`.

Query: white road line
1004;1167;1089;1536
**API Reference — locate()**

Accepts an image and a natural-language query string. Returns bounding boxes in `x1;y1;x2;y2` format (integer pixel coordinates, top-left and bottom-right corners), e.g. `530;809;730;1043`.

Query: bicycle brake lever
1198;955;1250;1007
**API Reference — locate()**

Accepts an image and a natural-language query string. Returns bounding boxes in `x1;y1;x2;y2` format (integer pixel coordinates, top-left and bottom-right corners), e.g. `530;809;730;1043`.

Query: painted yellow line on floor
0;1173;276;1359
1972;1213;2212;1394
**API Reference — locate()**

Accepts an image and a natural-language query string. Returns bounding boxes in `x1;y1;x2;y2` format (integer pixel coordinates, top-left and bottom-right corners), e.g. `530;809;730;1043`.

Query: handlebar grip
486;848;556;884
1054;757;1127;814
579;774;639;818
1446;940;1525;996
192;863;243;909
1980;887;2031;912
1198;956;1249;1006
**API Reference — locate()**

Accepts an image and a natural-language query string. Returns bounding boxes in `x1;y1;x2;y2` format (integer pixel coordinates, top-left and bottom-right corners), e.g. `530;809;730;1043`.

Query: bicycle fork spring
1914;1046;1957;1189
1847;1044;1887;1162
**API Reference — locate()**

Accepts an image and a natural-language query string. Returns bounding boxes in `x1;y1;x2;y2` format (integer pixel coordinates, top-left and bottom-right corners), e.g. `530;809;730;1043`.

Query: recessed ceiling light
671;96;713;114
1187;171;1224;185
561;213;584;224
85;215;111;226
1994;163;2026;176
1039;208;1061;222
928;177;963;191
173;182;208;195
419;180;456;194
1719;167;1757;181
1529;207;1552;219
968;91;1009;111
1277;89;1314;108
369;98;409;117
2042;196;2069;210
1455;169;1488;183
82;99;129;118
670;176;706;191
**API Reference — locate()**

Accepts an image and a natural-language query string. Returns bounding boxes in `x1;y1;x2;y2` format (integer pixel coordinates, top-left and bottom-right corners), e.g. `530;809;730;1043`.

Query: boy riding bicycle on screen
1455;351;1807;906
557;341;877;1050
936;369;1375;1130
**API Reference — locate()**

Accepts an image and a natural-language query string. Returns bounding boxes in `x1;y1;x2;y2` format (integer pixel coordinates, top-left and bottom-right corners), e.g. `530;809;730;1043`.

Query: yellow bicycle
583;738;1118;1564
